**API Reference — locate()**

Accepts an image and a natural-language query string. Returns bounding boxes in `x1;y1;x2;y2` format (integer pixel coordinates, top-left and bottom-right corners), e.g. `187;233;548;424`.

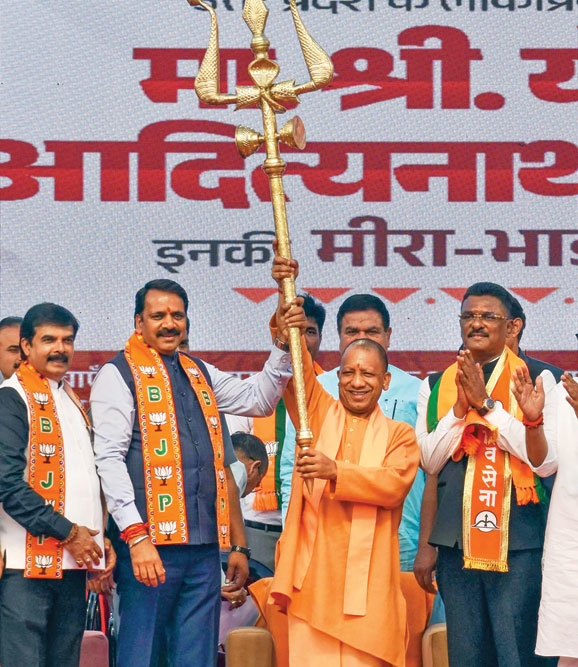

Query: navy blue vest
109;351;221;546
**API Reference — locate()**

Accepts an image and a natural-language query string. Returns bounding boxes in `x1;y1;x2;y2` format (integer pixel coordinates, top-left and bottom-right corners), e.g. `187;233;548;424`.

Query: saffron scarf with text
124;333;230;548
427;347;540;572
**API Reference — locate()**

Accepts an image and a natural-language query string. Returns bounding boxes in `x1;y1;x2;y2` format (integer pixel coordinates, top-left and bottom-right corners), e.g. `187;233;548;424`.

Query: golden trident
186;0;333;490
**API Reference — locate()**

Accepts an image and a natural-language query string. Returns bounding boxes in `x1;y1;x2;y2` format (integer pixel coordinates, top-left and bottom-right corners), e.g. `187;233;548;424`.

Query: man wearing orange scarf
253;257;420;667
91;278;301;667
0;303;113;667
417;282;558;667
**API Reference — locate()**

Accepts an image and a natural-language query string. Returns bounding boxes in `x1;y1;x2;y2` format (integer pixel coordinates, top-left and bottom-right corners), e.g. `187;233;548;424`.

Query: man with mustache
0;316;22;383
90;278;302;667
0;303;113;667
417;282;559;667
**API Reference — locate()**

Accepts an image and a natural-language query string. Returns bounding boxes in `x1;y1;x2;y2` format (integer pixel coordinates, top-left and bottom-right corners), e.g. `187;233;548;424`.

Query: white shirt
0;375;104;571
417;367;558;476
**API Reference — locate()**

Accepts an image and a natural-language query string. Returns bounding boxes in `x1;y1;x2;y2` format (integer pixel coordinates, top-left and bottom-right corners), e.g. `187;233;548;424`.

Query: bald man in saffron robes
254;257;420;667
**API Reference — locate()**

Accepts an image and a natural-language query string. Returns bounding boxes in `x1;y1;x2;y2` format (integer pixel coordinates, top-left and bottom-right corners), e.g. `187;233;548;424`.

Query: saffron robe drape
253;335;420;666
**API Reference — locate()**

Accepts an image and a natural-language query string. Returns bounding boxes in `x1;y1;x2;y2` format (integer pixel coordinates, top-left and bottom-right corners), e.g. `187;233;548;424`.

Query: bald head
341;338;388;373
338;339;391;419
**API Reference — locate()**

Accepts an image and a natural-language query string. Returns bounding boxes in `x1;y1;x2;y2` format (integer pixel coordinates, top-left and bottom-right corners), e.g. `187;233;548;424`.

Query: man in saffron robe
255;257;420;667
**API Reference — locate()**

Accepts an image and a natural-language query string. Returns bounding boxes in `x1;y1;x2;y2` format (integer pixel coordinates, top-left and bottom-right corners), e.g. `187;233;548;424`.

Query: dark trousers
116;542;221;667
437;546;556;667
0;568;86;667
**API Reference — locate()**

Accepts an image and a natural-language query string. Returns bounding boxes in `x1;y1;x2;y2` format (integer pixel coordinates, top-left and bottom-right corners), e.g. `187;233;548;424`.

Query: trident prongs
187;0;333;491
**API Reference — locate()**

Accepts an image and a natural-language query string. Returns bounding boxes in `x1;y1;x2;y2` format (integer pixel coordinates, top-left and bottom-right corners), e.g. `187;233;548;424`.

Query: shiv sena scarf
252;361;323;512
427;347;542;572
16;361;89;579
124;333;230;548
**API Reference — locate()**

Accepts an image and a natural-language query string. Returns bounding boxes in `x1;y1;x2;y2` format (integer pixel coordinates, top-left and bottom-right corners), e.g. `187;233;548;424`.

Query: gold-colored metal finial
279;117;306;151
235;126;264;158
242;0;268;39
187;0;334;494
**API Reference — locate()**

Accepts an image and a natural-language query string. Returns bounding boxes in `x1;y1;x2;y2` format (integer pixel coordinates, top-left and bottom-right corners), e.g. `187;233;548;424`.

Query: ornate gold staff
186;0;333;492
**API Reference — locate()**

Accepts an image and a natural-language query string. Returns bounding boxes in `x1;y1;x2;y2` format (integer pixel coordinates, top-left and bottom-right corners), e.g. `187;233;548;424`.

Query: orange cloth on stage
253;334;420;666
399;572;435;667
287;613;391;667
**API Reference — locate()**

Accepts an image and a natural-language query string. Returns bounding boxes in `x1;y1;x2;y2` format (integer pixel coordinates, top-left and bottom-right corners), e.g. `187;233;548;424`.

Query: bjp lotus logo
158;521;177;541
208;416;219;434
187;367;202;384
45;498;56;508
154;466;173;486
33;392;49;410
139;365;157;379
35;554;54;575
149;412;167;431
39;443;56;464
217;469;225;489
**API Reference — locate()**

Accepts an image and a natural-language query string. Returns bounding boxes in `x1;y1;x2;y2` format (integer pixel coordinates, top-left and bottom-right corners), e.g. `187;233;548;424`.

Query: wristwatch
477;397;496;416
273;337;290;353
231;545;251;559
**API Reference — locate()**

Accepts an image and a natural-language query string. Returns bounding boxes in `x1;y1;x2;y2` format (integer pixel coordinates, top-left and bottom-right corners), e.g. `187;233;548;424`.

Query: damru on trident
186;0;334;488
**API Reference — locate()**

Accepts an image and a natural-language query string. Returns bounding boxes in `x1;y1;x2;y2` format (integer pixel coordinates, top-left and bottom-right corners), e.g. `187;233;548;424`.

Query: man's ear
382;371;391;392
135;314;143;334
20;337;31;359
508;317;523;342
249;460;262;480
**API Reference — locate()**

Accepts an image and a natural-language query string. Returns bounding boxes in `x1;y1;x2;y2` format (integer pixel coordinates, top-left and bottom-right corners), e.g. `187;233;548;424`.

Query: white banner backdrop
1;0;577;363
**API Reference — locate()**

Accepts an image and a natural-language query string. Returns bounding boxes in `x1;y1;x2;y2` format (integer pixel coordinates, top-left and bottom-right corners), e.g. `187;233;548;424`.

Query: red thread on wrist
522;414;544;428
120;522;149;543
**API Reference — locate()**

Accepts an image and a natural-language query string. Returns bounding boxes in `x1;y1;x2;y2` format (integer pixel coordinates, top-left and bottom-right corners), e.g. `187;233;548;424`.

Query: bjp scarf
17;361;89;579
427;347;541;572
124;333;230;548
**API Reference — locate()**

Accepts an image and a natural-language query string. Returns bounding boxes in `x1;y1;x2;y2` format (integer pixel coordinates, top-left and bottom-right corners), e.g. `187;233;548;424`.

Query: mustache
468;331;488;337
157;328;180;337
47;353;69;363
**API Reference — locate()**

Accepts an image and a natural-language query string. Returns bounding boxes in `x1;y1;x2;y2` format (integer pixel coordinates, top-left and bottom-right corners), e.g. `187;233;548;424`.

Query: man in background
0;317;22;383
226;293;326;572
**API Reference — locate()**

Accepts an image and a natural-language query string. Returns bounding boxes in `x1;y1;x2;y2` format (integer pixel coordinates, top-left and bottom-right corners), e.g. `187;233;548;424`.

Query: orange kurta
257;336;420;666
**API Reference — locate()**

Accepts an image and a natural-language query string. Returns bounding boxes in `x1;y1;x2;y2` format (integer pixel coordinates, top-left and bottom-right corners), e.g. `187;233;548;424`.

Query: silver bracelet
128;534;149;550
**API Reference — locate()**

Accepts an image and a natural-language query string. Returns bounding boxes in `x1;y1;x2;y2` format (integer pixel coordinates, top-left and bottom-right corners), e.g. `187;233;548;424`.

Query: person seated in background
230;432;270;500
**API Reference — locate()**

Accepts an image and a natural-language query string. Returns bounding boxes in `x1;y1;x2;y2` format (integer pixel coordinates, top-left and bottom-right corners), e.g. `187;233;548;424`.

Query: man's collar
160;350;180;365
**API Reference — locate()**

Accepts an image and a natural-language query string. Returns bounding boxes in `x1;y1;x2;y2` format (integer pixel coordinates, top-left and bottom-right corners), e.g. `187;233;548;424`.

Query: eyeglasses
459;312;509;324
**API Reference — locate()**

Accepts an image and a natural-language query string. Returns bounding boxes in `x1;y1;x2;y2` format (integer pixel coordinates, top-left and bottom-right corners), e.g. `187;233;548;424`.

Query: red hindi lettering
252;142;393;203
329;26;482;111
520;48;578;103
518;141;578;198
137;120;249;208
399;26;483;109
133;47;273;105
393;142;521;202
0;140;42;200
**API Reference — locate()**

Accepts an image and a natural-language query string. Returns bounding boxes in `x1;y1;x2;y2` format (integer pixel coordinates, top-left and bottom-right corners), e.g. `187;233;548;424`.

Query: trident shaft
187;0;333;492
